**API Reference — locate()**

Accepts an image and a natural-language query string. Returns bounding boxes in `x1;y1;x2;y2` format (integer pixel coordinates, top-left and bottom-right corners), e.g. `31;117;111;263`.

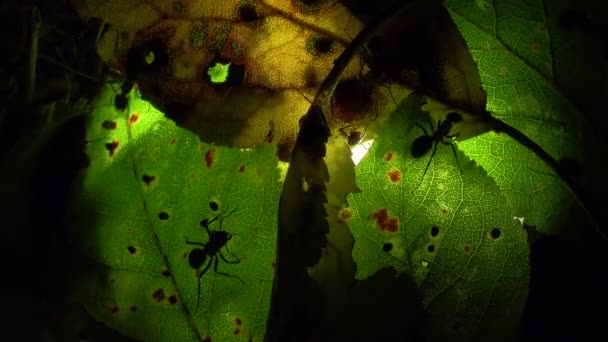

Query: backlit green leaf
70;81;280;341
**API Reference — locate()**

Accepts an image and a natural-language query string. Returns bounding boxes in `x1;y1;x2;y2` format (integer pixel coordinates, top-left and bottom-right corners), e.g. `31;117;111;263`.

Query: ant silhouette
185;207;245;312
411;112;464;183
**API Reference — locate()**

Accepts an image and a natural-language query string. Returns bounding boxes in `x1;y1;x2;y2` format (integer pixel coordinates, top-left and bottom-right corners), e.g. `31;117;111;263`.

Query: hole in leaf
427;245;435;253
127;246;136;254
382;243;393;252
430;225;440;237
490;227;501;239
126;38;169;78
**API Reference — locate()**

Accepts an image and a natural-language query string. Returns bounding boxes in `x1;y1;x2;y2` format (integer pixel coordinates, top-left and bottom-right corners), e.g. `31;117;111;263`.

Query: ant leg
411;122;430;136
195;258;213;312
445;142;463;173
219;250;240;264
218;208;237;231
421;141;439;179
213;256;246;283
185;239;205;247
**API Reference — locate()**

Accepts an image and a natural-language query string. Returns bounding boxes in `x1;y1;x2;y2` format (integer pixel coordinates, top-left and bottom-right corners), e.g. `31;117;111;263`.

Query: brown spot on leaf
464;244;473;253
129;113;139;124
110;306;119;314
168;295;177;304
142;174;156;186
440;208;448;216
499;66;508;75
129;306;138;312
388;169;401;183
233;329;240;335
531;44;540;54
162;270;170;277
384;152;394;162
205;149;216;168
152;288;165;302
235;317;242;325
102;120;117;130
338;208;353;222
105;141;119;157
203;337;212;342
170;138;176;144
127;246;137;254
238;164;246;173
271;261;276;269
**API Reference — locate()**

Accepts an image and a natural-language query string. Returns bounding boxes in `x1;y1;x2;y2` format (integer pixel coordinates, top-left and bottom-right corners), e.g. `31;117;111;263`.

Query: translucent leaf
348;94;530;341
70;81;280;341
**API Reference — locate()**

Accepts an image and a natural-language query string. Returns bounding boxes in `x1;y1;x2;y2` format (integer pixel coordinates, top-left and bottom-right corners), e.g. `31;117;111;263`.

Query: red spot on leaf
385;218;398;232
384;152;394;162
129;113;139;124
110;306;119;314
238;164;246;173
464;244;473;254
371;209;399;233
205;149;216;168
235;317;242;326
105;141;119;157
388;170;401;183
152;288;165;302
170;138;176;144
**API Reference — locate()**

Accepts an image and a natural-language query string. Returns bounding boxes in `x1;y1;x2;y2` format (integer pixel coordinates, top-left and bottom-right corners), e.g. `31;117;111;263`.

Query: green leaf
444;0;586;232
70;80;280;341
348;94;529;341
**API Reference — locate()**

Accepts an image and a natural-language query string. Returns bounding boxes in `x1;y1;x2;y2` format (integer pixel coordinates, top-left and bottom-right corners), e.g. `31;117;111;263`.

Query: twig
27;6;41;104
39;54;100;82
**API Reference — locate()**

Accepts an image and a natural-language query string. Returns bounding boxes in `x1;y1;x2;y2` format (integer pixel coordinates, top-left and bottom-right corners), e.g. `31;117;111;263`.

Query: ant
411;111;464;182
185;207;245;312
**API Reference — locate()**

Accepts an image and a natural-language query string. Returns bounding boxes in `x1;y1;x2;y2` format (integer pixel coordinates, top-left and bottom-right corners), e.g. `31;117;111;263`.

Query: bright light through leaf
207;62;231;83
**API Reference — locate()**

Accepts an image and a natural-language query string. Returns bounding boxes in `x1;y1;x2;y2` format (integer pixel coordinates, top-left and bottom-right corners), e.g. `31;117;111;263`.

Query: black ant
411;112;464;181
185;208;244;312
